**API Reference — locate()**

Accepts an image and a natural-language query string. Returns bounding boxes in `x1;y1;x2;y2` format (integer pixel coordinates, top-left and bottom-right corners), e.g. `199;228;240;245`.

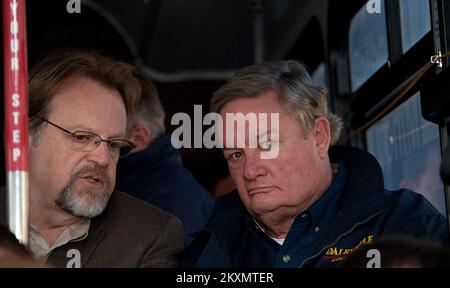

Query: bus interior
1;0;450;242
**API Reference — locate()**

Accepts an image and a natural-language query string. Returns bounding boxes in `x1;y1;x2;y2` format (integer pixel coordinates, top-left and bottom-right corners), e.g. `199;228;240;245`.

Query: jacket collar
49;195;110;267
299;145;387;266
328;145;386;217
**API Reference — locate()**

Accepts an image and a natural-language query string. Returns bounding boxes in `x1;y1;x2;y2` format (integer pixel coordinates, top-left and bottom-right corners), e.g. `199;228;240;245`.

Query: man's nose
86;141;112;167
243;151;267;180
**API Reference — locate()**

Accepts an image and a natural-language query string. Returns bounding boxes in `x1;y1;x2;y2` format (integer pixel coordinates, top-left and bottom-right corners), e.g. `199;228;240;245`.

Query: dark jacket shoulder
103;191;180;229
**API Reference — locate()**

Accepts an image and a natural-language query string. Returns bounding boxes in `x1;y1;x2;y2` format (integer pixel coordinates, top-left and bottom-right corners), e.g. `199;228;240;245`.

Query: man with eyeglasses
0;51;184;267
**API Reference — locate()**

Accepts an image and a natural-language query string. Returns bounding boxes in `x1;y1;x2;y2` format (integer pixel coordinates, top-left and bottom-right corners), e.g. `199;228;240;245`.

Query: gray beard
56;166;113;218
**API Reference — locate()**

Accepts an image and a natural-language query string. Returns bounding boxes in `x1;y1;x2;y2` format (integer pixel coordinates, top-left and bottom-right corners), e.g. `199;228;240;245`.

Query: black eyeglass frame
37;117;135;158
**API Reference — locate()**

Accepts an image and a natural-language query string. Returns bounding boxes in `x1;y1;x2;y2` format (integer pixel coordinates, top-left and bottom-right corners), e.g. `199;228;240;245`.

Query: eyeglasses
38;117;135;158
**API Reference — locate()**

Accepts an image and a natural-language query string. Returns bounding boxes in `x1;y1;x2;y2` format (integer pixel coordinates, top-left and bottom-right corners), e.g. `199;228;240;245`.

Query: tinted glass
399;0;431;53
349;0;389;91
366;92;446;215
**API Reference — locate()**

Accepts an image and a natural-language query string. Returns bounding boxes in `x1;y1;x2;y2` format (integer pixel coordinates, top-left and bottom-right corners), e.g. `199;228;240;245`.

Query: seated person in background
116;71;213;246
0;50;184;267
182;60;448;268
341;236;450;268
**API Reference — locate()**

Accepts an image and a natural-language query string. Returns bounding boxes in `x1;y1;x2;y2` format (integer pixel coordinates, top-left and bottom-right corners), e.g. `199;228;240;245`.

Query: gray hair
127;71;166;140
211;60;342;145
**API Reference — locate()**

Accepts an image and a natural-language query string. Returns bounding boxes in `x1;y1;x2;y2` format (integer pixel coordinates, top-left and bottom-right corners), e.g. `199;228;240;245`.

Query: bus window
366;92;446;215
399;0;431;53
349;0;389;91
311;62;326;87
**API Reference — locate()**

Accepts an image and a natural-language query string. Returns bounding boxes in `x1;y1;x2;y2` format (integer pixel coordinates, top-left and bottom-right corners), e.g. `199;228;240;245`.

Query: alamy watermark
170;105;280;159
66;249;81;268
366;0;381;14
366;248;381;268
66;0;81;14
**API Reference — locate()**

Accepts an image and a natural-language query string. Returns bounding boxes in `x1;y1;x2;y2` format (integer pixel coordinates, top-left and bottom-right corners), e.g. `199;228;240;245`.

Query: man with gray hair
183;60;448;268
116;70;214;246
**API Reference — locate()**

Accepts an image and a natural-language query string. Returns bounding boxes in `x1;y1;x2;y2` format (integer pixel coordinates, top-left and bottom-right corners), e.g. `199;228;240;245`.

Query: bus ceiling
25;0;319;82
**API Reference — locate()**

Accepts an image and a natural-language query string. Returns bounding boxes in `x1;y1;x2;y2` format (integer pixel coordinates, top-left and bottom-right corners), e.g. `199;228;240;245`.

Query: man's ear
29;134;36;157
128;123;152;153
29;130;40;148
314;117;331;159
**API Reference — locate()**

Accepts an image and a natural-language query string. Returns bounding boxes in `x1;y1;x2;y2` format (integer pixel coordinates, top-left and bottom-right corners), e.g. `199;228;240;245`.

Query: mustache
72;165;112;190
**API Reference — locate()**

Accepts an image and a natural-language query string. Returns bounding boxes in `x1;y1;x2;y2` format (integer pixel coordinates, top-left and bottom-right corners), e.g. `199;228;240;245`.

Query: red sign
3;0;29;171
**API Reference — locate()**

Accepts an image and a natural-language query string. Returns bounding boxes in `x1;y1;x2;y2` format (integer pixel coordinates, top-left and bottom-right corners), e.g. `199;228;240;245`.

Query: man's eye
230;152;242;160
108;141;121;150
73;134;92;143
260;140;273;150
